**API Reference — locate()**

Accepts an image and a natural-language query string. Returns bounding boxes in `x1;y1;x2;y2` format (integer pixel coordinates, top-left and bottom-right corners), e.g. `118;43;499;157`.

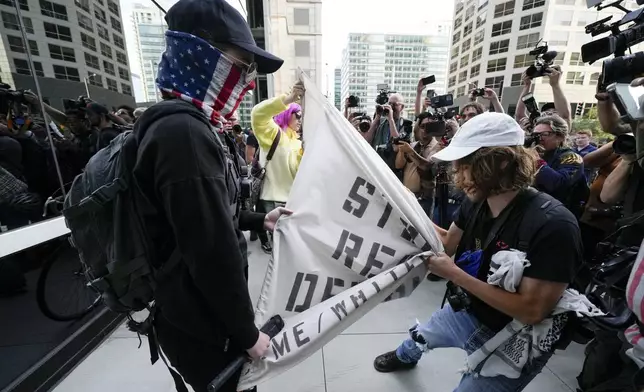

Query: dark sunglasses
294;112;302;120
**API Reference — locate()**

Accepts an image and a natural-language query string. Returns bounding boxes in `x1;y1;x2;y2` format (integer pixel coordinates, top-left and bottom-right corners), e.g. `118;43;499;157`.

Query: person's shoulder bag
249;130;281;207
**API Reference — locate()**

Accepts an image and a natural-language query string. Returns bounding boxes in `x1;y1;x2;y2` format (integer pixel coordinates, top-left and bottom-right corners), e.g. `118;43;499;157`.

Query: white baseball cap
432;112;525;162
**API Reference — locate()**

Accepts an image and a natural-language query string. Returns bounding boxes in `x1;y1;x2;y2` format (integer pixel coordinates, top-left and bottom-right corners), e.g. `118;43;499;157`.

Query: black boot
373;351;417;373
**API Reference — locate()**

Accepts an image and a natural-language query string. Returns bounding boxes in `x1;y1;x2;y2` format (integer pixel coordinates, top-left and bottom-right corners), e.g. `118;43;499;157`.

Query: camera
392;119;414;144
0;84;34;132
521;93;541;130
430;93;454;109
606;82;644;121
446;281;471;311
525;42;558;79
63;96;93;114
357;114;371;132
472;88;486;97
612;133;636;155
375;83;393;106
524;133;541;147
347;95;359;108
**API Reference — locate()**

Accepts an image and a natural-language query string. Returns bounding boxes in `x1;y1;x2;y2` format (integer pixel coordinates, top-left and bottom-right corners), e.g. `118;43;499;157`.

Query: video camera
525;41;558;79
63;96;93;115
347;95;360;108
0;83;34;132
375;83;394;115
581;0;644;90
428;93;456;122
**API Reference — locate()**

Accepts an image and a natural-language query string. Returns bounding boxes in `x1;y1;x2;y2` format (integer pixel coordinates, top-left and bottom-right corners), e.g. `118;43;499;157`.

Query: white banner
237;71;444;390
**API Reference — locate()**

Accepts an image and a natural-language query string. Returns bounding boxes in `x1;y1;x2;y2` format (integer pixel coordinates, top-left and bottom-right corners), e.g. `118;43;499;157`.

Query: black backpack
62;101;210;314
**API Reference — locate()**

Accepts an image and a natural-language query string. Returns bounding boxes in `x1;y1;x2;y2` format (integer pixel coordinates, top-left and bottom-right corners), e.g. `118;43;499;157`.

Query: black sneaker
373;351;417;373
427;273;444;282
261;242;272;254
250;232;258;242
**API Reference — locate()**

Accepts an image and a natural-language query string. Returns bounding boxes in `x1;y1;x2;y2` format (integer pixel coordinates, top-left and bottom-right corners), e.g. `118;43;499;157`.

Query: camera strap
481;188;540;252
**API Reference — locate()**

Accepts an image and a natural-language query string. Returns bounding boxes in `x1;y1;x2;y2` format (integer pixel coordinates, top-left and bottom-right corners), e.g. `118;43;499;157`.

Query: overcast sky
119;0;455;98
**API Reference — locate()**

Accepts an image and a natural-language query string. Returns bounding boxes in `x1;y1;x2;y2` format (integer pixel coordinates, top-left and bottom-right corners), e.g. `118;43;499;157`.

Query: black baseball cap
165;0;284;74
85;102;109;115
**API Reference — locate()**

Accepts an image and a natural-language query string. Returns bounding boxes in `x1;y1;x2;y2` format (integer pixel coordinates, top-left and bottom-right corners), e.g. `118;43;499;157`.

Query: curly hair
453;146;537;197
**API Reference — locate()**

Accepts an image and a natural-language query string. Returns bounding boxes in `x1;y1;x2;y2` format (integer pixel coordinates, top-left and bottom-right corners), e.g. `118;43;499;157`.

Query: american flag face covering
156;30;257;129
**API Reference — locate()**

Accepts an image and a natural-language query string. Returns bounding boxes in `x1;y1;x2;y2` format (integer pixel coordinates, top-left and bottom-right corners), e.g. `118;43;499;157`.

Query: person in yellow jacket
250;81;304;252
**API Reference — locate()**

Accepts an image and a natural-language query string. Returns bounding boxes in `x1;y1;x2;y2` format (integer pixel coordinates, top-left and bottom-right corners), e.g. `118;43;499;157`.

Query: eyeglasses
294;112;302;120
219;50;257;75
535;131;555;138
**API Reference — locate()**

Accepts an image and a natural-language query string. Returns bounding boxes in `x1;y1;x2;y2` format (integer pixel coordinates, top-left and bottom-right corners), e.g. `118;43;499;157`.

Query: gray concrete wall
451;85;525;116
12;74;135;111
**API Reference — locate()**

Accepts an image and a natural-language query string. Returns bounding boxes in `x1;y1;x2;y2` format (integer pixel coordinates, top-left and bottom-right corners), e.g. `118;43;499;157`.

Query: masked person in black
86;103;126;150
129;0;288;391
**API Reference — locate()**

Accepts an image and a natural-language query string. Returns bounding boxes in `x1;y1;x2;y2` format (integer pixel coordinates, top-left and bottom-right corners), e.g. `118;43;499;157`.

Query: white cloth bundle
466;249;605;379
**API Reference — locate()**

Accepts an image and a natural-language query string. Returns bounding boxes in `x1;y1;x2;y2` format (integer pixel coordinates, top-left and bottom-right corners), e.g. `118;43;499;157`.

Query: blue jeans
395;306;553;392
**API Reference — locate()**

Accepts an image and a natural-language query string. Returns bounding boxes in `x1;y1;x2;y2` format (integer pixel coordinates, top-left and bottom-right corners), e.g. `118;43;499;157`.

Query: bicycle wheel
36;238;102;321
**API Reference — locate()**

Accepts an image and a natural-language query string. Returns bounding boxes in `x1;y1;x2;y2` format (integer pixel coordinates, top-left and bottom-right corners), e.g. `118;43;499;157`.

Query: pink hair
273;103;301;130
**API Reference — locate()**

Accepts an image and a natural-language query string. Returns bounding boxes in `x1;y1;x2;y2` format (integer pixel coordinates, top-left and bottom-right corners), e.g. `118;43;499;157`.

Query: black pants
254;201;269;244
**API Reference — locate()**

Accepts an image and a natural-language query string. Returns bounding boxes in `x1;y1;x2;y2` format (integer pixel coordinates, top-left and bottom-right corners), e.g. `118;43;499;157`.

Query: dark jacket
132;100;265;350
535;147;588;217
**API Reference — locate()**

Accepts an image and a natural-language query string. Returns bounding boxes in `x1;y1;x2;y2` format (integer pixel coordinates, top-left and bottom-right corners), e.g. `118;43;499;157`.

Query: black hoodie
132;99;265;350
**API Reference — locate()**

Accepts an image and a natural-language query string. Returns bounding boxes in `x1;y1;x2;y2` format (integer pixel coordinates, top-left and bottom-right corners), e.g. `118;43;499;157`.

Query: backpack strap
266;130;282;162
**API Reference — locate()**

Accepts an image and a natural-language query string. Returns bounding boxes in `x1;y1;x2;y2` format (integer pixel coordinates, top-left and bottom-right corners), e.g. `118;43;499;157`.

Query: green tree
572;106;615;142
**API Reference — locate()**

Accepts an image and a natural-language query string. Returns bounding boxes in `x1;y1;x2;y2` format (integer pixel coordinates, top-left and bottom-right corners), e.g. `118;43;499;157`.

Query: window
448;76;456;87
7;35;37;55
465;5;475;20
451;46;459;59
554;51;566;65
294;40;310;57
77;11;93;32
460;54;469;67
485;76;504;88
462;38;471;51
118;67;129;80
94;7;106;23
2;12;33;33
14;58;30;75
453;31;461;44
492;20;512;37
116;51;127;65
476;12;486;28
40;0;68;21
550;31;569;46
463;22;473;37
471;64;481;77
514;54;532;68
113;34;125;49
110;16;121;33
522;0;544;10
107;0;119;16
520;12;542;30
487;58;507;72
103;60;114;75
49;43;75;62
566;71;584;85
589;72;600;86
53;65;80;81
106;78;118;92
454;17;462;30
489;39;509;55
511;73;523;86
294;8;309;25
85;52;99;69
44;22;72;41
81;32;96;52
494;0;515;17
517;33;540;49
450;62;458;73
577;11;597;27
0;0;29;11
122;83;132;96
98;24;109;41
474;30;484;45
75;0;89;12
570;52;584;66
553;10;573;26
88;72;102;86
472;47;483;62
457;86;466;97
100;42;112;58
458;70;468;83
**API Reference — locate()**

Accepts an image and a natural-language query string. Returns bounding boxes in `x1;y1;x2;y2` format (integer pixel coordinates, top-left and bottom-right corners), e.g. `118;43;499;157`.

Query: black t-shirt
246;133;259;150
453;191;582;332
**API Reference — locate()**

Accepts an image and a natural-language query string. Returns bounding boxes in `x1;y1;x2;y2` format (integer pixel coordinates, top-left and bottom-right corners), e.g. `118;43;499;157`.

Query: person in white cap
373;112;582;391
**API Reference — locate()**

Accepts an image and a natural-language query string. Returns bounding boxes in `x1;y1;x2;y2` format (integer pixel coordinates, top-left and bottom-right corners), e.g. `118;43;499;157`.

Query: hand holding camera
545;65;562;87
284;81;305;105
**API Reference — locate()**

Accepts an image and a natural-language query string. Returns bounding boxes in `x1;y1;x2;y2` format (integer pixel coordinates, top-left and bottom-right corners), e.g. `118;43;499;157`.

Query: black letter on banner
361;242;396;278
293;322;310;347
272;331;291;359
350;290;368;309
372;281;381;293
285;273;319;312
322;277;345;301
331;300;348;321
331;230;363;269
377;202;393;228
342;177;375;218
400;218;419;243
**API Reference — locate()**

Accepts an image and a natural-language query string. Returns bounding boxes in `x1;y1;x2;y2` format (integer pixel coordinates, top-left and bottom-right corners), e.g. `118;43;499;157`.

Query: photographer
350;113;372;140
373;113;582;391
395;112;440;217
515;68;572;130
86;103;128;150
364;93;408;168
532;115;588;218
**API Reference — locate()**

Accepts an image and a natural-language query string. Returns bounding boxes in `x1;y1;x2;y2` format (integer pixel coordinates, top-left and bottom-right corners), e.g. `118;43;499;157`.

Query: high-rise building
0;0;135;109
334;67;341;110
446;0;641;116
131;3;165;103
340;31;451;119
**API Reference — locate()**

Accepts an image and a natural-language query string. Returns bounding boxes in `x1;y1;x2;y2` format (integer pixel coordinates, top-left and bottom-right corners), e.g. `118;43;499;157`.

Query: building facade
130;3;165;104
0;0;134;110
447;0;641;116
334;67;341;110
340;31;451;119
